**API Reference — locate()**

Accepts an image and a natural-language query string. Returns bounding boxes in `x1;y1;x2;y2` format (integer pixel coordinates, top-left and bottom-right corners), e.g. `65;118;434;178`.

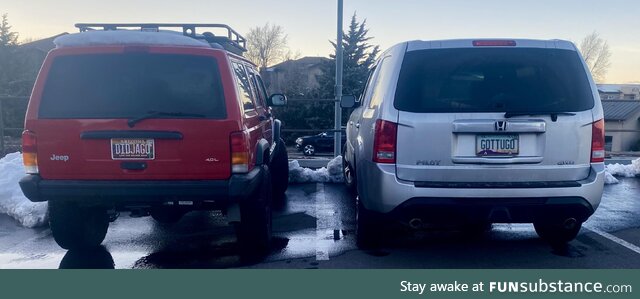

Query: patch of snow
288;156;344;184
606;159;640;178
54;30;210;48
0;153;48;227
604;172;619;185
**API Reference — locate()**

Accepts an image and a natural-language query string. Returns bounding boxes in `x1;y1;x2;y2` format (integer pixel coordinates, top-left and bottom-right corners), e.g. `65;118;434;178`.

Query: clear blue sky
4;0;639;83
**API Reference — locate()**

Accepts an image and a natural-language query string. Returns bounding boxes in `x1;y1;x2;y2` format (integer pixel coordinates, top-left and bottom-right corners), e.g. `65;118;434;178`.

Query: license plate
111;138;155;160
476;134;519;156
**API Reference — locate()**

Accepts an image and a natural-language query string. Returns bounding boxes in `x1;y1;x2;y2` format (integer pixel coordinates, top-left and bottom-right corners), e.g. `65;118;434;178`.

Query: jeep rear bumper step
19;167;263;205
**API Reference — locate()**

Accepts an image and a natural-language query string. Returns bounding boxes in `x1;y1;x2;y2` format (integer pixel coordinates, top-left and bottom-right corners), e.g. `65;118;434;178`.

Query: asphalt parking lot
0;178;639;269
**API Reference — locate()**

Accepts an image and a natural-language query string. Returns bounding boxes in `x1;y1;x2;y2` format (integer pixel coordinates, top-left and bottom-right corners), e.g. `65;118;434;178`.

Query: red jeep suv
18;24;289;254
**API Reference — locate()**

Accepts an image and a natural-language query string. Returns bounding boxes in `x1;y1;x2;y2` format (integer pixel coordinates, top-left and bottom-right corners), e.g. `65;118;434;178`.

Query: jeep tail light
22;130;39;174
373;119;397;164
230;131;250;173
591;119;605;163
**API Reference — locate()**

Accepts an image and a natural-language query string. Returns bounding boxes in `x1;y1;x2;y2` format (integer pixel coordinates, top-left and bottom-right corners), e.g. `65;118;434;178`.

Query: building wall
599;92;623;100
605;114;640;152
305;66;323;89
597;84;640;100
620;85;640;100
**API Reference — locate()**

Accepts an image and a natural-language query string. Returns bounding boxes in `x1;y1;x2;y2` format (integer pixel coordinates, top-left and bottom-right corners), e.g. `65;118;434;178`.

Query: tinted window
251;72;268;107
232;62;255;111
394;48;594;113
40;53;226;119
255;75;269;105
369;58;389;109
360;65;377;106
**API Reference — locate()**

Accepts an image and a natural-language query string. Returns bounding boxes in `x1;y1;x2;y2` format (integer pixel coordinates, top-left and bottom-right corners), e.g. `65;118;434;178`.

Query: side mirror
340;95;357;108
268;94;287;107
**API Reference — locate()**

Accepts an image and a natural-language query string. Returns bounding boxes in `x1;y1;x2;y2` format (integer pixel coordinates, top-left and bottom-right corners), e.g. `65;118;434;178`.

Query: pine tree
0;14;19;48
316;13;380;99
0;13;20;96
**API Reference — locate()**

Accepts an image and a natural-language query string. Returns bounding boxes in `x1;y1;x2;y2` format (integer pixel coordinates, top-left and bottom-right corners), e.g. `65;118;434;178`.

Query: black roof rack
75;23;247;55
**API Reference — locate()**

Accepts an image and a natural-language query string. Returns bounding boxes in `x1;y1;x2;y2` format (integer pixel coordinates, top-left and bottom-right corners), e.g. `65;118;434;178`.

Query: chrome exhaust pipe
563;218;578;230
409;218;423;229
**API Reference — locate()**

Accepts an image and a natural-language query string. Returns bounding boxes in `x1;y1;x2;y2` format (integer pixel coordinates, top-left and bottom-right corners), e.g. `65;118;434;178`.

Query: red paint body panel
25;45;270;180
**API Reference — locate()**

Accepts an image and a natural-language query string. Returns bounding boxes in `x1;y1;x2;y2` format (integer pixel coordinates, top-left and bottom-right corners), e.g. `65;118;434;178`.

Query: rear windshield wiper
127;111;206;128
504;112;576;122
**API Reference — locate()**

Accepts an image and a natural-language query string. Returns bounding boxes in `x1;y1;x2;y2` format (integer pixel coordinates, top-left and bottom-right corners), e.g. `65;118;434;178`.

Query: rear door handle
355;123;360;128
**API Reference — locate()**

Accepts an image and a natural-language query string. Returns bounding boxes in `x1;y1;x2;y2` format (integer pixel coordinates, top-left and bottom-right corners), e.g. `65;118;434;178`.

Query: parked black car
295;131;347;156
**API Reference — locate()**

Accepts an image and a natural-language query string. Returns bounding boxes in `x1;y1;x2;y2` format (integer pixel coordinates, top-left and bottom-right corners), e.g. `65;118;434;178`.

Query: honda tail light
373;119;397;164
230;131;251;173
22;130;39;174
591;119;605;163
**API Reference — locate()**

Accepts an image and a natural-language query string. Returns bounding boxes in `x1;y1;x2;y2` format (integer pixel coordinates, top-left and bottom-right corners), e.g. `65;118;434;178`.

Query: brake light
373;119;397;164
230;131;251;173
472;40;517;47
22;130;39;174
591;119;605;163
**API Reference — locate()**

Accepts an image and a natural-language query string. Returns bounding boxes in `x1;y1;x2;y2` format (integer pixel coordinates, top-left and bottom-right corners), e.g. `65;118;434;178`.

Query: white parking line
583;225;640;255
315;183;330;261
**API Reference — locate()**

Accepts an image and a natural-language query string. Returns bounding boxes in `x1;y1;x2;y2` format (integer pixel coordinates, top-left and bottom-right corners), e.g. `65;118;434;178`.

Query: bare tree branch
579;31;612;83
245;23;288;70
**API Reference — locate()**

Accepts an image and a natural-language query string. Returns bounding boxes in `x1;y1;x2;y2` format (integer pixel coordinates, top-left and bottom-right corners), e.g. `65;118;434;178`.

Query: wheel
236;165;273;256
150;208;184;224
356;197;384;249
270;138;289;200
534;220;582;245
303;144;315;156
342;150;357;195
48;200;109;250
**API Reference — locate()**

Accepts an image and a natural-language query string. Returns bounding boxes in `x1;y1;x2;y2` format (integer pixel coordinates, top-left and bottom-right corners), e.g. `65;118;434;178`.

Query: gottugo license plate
111;138;155;160
476;134;519;156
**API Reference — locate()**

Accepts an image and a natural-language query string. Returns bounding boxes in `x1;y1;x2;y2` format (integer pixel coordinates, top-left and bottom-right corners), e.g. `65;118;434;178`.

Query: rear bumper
357;161;605;222
388;196;594;224
19;167;263;207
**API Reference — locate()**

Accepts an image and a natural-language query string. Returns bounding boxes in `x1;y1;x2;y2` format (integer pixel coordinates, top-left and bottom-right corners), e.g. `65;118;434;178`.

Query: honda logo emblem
495;121;508;131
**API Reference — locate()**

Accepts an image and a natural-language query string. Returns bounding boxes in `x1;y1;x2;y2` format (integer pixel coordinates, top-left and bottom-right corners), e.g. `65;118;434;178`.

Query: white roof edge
405;38;578;52
54;30;211;48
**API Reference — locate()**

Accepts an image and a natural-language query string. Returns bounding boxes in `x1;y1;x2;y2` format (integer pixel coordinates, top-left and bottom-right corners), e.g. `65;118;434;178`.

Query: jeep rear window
39;53;226;119
394;48;594;113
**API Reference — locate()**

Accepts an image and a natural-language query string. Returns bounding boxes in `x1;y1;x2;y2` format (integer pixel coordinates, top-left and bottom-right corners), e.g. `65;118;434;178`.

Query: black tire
150;208;184;224
303;144;315;156
356;197;384;249
48;200;109;250
59;246;115;269
342;150;357;195
270;138;289;200
534;221;582;245
237;165;273;256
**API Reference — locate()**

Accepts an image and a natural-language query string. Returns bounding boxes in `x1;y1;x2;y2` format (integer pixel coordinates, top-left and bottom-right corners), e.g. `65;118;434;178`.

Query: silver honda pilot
341;39;605;247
